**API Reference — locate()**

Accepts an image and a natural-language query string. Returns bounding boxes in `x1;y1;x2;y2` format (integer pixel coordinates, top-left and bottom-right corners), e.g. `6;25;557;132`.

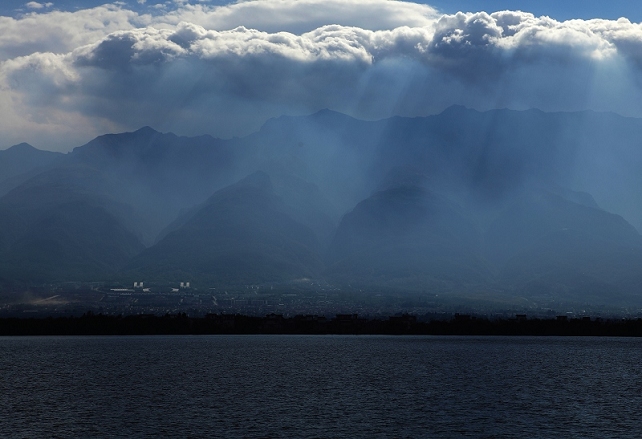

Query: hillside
125;172;324;285
2;107;642;305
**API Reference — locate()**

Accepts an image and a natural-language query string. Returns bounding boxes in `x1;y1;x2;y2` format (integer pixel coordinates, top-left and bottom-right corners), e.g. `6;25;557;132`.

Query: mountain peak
71;126;165;158
5;142;36;152
8;142;36;149
1;142;60;158
440;104;475;116
133;126;160;135
311;108;340;116
237;170;272;189
308;108;356;122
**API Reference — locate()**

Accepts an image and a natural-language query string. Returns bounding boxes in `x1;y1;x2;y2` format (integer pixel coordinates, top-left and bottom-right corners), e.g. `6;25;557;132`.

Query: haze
2;0;642;312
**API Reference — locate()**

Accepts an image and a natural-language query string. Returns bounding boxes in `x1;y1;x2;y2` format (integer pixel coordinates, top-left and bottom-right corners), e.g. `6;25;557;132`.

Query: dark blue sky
3;0;641;22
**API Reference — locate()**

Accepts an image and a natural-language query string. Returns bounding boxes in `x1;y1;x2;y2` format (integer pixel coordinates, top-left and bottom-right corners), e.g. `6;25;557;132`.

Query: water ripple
1;335;641;438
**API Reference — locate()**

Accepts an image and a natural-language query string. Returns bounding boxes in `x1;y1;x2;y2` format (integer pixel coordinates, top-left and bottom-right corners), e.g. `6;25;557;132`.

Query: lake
1;335;641;438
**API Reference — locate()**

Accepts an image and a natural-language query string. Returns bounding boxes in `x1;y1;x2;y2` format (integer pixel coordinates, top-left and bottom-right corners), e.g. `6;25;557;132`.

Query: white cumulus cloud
25;2;53;10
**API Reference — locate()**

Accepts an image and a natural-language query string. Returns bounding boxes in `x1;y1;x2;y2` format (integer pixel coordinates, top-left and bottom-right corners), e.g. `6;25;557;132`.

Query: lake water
1;335;641;438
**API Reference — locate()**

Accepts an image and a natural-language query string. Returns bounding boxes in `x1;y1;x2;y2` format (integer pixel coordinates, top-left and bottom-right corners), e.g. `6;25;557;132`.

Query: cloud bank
3;0;642;150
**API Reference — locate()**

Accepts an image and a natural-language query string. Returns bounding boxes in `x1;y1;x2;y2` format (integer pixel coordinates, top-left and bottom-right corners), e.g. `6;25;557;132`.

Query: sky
3;0;642;151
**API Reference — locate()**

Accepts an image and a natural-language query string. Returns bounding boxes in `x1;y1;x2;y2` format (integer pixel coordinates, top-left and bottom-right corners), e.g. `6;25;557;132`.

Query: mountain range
2;106;642;306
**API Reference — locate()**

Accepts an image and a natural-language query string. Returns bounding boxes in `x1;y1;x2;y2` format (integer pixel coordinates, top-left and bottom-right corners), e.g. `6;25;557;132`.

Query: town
2;280;642;322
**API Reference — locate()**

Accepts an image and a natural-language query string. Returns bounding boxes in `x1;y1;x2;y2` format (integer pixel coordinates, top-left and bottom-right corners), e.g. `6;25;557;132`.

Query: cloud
25;2;53;10
3;1;642;150
162;0;439;34
0;1;435;63
0;6;148;61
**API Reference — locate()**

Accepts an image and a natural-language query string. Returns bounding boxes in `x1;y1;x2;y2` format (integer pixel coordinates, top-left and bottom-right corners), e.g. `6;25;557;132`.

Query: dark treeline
2;313;642;336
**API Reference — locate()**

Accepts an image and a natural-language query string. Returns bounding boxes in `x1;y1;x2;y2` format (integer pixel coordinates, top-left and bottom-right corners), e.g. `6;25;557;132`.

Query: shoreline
2;313;642;337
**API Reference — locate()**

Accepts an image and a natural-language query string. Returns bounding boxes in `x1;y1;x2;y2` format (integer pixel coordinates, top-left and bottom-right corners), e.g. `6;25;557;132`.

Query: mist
2;105;642;308
2;0;642;308
6;5;642;439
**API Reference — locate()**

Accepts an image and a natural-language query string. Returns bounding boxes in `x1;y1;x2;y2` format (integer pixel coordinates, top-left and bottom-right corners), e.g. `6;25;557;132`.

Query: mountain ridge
3;107;642;305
